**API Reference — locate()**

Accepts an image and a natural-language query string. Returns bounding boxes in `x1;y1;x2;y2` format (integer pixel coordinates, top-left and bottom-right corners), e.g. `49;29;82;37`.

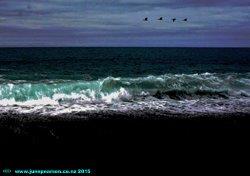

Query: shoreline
1;111;250;144
1;111;250;173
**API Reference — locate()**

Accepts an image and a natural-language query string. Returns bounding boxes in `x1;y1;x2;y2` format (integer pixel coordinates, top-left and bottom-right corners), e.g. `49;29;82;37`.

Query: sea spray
0;73;249;115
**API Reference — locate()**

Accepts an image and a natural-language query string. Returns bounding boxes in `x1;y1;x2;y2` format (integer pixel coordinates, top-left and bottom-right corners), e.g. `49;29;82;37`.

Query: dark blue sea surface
0;47;249;80
0;47;249;115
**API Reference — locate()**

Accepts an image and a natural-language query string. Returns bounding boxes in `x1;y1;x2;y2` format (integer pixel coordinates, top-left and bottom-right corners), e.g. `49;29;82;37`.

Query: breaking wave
0;73;249;115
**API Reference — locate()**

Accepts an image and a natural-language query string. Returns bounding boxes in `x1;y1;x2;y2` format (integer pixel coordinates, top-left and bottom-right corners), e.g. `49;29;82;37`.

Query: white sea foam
0;73;249;115
0;97;58;106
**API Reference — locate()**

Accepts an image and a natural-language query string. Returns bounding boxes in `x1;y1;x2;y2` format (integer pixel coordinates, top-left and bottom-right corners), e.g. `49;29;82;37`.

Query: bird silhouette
158;17;163;21
143;17;148;21
183;18;188;22
172;18;176;22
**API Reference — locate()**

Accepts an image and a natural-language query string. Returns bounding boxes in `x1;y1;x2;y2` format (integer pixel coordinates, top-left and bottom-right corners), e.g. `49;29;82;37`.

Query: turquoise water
0;48;249;115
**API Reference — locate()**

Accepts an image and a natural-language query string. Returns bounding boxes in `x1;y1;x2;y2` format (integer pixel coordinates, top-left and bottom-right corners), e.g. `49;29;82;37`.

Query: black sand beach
1;111;250;174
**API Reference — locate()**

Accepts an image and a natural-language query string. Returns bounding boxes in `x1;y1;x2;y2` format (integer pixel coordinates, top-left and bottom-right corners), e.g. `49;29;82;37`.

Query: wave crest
0;73;249;102
0;73;249;115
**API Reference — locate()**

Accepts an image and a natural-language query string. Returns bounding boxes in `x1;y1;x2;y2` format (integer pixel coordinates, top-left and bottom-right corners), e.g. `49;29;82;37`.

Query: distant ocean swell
0;73;249;115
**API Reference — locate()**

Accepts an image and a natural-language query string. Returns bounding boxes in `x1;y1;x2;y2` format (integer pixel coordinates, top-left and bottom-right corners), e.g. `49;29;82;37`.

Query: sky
0;0;249;47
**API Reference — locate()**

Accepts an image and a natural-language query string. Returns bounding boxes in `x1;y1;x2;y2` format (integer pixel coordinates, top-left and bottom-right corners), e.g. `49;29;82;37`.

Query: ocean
0;47;249;115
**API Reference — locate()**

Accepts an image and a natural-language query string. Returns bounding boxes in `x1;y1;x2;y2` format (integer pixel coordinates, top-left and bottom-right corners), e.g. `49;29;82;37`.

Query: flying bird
158;17;163;21
143;17;148;21
172;18;176;22
183;18;188;22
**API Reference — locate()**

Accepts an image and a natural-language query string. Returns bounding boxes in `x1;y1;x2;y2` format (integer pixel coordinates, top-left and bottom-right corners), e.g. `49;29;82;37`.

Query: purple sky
0;0;249;47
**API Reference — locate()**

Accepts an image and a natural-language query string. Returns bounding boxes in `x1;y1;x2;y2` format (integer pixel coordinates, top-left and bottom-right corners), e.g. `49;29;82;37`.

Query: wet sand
1;111;250;174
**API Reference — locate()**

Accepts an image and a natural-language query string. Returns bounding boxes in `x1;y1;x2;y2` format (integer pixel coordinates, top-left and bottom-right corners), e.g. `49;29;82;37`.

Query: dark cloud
0;0;249;46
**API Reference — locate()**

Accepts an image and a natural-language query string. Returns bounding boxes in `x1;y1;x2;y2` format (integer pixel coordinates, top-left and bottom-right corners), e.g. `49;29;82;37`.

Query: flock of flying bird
143;17;188;22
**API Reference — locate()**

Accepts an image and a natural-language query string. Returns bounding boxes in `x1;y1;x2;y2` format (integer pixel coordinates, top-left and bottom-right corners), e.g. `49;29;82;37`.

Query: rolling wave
0;73;249;115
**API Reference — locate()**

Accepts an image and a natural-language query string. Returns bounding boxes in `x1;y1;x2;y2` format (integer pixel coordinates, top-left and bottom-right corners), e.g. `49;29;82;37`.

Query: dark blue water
0;47;249;81
0;47;249;115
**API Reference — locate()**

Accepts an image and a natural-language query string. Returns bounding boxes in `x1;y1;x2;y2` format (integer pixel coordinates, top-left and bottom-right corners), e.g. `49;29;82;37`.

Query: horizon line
0;46;249;49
